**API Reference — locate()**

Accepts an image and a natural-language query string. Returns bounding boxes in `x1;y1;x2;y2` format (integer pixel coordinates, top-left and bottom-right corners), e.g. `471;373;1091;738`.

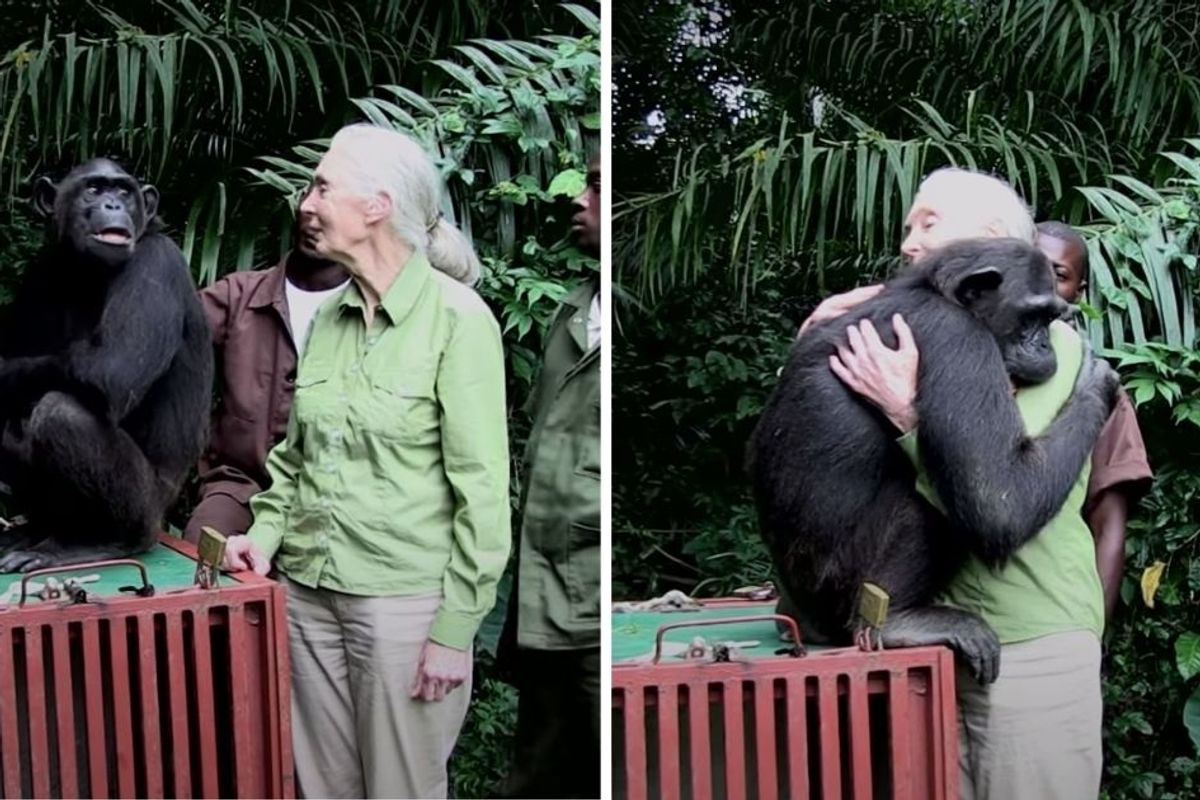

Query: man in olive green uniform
498;158;601;799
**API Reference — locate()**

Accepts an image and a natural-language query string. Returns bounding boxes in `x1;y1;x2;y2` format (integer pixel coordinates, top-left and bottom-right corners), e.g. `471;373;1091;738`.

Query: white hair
916;167;1036;243
326;123;481;285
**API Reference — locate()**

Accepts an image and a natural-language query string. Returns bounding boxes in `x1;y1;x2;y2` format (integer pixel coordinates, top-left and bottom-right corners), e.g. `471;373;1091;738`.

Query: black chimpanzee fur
0;158;213;571
748;238;1119;683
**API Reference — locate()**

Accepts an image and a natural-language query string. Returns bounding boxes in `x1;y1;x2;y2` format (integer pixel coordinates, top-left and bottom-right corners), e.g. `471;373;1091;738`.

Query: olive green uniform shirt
247;253;512;651
898;320;1105;643
513;279;601;650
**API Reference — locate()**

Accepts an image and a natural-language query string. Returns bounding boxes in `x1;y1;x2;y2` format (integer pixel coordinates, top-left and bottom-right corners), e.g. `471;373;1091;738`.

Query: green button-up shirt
512;279;601;650
246;252;511;650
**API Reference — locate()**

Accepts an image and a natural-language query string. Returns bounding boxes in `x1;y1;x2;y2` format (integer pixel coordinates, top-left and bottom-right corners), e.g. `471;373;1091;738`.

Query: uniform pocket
567;521;600;622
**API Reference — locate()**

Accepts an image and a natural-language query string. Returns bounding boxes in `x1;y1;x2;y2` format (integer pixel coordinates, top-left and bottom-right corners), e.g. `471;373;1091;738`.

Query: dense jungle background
614;2;1200;797
0;1;599;795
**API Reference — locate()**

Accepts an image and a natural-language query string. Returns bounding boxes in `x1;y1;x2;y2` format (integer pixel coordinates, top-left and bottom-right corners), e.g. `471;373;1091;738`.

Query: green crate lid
0;538;232;608
613;602;819;664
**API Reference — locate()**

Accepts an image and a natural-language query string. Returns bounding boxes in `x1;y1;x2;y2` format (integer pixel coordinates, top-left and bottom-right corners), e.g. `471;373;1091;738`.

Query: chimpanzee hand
829;314;920;433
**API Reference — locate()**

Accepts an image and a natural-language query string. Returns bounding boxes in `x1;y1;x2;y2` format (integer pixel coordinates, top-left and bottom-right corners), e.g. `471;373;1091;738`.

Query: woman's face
298;148;376;262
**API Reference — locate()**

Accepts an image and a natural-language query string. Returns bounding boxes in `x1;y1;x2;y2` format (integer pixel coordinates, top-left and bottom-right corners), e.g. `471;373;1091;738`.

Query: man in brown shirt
183;237;348;542
1036;220;1153;621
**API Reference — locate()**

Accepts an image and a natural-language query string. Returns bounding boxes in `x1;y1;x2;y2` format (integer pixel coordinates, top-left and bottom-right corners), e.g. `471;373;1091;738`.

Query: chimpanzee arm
65;246;186;423
914;321;1114;564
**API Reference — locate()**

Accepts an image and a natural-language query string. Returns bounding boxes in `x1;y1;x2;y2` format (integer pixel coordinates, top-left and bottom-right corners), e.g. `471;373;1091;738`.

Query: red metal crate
0;535;293;799
613;600;959;800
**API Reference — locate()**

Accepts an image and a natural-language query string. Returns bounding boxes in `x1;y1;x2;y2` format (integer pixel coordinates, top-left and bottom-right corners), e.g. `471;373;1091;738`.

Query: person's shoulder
429;269;490;316
202;262;284;298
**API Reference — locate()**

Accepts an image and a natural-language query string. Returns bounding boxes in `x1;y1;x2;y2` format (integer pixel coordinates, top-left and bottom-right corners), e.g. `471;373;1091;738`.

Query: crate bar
50;623;79;798
722;679;746;800
686;681;712;800
624;687;648;800
753;678;777;800
658;683;681;799
934;650;960;800
134;613;164;796
190;607;221;798
241;602;270;798
108;617;136;798
80;618;108;798
25;625;50;798
847;671;873;800
0;628;22;798
910;668;934;800
889;668;912;800
784;676;808;800
165;611;192;796
816;674;840;800
267;582;296;799
227;603;258;798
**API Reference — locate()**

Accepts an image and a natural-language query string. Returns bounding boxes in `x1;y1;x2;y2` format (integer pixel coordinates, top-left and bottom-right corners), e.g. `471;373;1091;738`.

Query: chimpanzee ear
952;265;1004;306
32;176;57;218
141;184;160;222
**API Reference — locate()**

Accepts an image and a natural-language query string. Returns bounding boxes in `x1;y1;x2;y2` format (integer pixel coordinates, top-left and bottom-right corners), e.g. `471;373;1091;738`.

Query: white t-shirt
285;278;351;357
586;291;601;349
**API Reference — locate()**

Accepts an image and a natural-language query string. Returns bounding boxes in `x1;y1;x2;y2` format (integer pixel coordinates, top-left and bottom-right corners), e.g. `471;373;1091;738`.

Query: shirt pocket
367;362;441;445
292;360;337;419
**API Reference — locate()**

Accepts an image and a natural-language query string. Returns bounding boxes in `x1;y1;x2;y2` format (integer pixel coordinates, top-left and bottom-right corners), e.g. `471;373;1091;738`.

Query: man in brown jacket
183;232;348;542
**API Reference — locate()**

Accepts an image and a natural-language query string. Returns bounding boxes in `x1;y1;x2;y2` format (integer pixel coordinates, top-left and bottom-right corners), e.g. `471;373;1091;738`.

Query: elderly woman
221;124;510;799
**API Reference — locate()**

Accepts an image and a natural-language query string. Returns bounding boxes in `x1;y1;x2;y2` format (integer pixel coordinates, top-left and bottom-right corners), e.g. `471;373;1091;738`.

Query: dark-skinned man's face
1035;232;1087;304
572;158;600;256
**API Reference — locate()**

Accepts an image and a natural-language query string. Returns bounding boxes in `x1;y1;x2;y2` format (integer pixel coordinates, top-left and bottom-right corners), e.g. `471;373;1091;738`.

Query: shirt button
330;430;342;443
573;317;582;324
367;336;379;346
319;534;329;546
349;362;361;373
320;498;331;509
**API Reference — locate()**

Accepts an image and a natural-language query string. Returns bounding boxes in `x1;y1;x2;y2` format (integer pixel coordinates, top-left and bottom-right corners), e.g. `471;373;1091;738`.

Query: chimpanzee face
33;158;159;269
932;239;1068;386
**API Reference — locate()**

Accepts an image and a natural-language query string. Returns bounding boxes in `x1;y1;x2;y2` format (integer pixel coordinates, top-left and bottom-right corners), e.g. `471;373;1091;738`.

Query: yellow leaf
1142;561;1167;608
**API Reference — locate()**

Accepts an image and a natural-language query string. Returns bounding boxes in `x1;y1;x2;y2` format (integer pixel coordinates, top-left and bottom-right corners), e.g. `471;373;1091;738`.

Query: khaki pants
957;629;1103;800
284;577;471;799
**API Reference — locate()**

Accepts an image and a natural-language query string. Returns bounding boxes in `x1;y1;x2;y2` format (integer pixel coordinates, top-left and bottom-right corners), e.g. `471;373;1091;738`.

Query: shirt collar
338;250;433;327
247;257;290;310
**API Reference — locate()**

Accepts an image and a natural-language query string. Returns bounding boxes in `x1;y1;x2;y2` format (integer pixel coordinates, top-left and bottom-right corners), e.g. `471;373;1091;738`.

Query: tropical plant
0;0;589;284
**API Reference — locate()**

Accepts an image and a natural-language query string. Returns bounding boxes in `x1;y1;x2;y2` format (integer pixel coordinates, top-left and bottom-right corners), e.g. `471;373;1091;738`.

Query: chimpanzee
748;238;1119;683
0;158;213;571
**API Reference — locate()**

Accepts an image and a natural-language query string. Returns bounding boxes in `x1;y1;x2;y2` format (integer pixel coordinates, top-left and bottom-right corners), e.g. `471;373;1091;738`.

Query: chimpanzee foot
879;605;1001;685
0;547;54;573
0;538;143;574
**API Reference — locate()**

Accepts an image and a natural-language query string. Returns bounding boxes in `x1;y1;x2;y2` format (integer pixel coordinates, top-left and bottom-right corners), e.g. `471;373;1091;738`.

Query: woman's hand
798;284;885;337
410;640;470;702
220;534;271;575
829;314;920;433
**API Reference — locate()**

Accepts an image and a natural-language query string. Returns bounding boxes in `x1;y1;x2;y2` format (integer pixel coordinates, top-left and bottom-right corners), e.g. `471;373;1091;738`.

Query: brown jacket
184;260;297;541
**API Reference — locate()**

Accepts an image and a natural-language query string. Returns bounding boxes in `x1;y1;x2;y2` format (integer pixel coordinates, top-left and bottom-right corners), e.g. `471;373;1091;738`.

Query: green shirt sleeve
245;410;305;560
427;307;513;650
